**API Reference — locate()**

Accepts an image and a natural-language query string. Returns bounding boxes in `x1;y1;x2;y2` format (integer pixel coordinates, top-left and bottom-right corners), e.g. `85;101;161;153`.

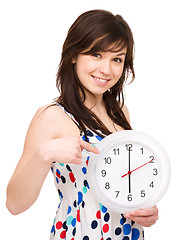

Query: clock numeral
140;147;144;154
101;170;106;177
150;156;155;163
113;148;120;155
127;194;132;201
149;181;154;188
105;182;110;190
104;157;112;164
115;191;120;198
141;190;146;198
125;144;133;151
153;168;158;176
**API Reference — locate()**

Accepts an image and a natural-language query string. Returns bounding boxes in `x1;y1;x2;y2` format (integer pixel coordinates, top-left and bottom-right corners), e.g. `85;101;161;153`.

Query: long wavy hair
56;9;135;139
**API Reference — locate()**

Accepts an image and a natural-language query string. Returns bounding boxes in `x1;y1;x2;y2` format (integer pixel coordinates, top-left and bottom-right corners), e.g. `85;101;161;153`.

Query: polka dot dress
50;105;144;240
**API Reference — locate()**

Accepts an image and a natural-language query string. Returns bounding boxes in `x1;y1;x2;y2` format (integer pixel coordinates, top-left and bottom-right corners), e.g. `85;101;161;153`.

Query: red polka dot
56;172;60;178
69;172;76;183
96;210;101;219
77;209;80;222
103;223;109;233
60;230;66;239
56;221;63;230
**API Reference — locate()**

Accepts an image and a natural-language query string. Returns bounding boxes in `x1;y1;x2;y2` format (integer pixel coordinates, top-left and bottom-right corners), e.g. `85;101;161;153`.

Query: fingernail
96;148;100;154
124;214;130;218
130;211;136;216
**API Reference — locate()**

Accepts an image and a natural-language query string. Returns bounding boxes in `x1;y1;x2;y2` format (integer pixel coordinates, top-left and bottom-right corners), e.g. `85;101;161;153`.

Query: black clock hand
128;148;131;193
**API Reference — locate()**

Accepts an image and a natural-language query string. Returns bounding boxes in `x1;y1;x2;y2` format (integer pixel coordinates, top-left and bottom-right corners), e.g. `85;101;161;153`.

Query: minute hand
121;158;155;178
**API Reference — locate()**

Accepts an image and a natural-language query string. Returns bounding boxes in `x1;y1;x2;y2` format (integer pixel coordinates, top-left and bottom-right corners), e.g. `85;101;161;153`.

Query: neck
81;89;104;111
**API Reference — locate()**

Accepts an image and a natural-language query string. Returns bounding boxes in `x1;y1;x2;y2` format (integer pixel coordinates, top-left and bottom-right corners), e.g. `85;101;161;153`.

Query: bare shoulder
29;104;80;139
121;104;130;123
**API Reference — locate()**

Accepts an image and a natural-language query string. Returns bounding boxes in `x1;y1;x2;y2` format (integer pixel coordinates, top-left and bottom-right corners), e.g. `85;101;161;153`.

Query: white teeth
94;77;107;82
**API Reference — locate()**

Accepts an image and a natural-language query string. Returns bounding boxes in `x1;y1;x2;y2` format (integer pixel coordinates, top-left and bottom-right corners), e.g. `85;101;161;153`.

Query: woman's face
73;47;127;100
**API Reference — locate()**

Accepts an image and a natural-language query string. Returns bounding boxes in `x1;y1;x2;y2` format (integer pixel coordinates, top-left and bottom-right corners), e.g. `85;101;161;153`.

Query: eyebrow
116;52;126;56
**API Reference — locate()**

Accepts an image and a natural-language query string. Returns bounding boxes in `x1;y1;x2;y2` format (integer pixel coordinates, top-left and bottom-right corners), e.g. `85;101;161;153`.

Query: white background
0;0;194;239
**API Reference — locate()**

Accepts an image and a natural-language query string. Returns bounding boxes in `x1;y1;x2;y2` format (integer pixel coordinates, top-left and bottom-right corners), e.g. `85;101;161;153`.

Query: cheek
77;61;96;77
113;66;124;80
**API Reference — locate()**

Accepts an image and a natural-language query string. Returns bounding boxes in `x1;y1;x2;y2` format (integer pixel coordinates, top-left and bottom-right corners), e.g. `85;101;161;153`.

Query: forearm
6;145;52;215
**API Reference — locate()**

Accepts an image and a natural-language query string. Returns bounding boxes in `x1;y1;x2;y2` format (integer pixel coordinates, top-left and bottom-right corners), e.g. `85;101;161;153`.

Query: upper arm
13;104;80;175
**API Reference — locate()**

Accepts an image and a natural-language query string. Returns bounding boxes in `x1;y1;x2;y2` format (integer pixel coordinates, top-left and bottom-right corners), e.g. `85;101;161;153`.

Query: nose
99;60;111;76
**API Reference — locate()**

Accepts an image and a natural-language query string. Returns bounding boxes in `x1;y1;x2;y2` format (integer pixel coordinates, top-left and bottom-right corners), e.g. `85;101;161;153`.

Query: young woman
6;9;158;240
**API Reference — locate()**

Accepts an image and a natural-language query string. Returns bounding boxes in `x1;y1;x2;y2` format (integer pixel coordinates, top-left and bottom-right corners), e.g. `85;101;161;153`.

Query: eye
113;58;122;63
92;53;101;58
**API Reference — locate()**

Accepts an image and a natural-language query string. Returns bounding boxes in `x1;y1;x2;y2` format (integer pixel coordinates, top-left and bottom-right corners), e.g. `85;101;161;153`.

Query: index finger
79;139;100;154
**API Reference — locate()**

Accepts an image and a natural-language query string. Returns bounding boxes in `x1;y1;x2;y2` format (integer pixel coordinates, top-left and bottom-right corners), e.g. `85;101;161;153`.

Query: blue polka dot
71;218;76;227
56;177;59;184
124;224;131;235
100;203;107;213
51;225;55;233
82;167;87;174
67;206;72;214
78;191;83;205
132;228;140;240
82;135;89;142
56;169;61;175
120;216;126;225
95;135;103;141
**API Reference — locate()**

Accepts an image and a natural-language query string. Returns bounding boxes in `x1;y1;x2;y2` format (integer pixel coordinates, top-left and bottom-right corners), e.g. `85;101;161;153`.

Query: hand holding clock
124;205;159;227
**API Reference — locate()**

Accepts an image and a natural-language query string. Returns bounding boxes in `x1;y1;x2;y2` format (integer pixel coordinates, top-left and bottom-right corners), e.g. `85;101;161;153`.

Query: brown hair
56;9;135;139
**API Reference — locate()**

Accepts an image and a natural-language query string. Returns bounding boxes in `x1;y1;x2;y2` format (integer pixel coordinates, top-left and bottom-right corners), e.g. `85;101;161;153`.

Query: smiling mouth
91;75;111;83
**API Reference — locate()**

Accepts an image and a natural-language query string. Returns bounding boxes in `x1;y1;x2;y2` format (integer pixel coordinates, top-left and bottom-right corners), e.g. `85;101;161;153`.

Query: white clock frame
87;130;171;213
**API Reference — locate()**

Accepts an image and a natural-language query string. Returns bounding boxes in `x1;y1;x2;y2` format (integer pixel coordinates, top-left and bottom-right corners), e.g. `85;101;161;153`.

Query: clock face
96;141;161;209
88;130;171;213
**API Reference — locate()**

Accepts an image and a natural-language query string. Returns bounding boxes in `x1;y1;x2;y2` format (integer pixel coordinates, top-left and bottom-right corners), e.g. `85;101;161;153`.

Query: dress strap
55;103;83;135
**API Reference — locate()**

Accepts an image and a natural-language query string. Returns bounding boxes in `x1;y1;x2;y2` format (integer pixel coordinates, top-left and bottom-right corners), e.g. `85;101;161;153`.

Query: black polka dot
73;200;77;207
66;164;72;172
86;130;94;136
72;227;76;236
62;221;67;230
83;236;89;240
91;220;98;229
83;180;88;186
82;201;85;208
115;227;122;235
61;176;66;183
123;237;130;240
104;212;110;222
